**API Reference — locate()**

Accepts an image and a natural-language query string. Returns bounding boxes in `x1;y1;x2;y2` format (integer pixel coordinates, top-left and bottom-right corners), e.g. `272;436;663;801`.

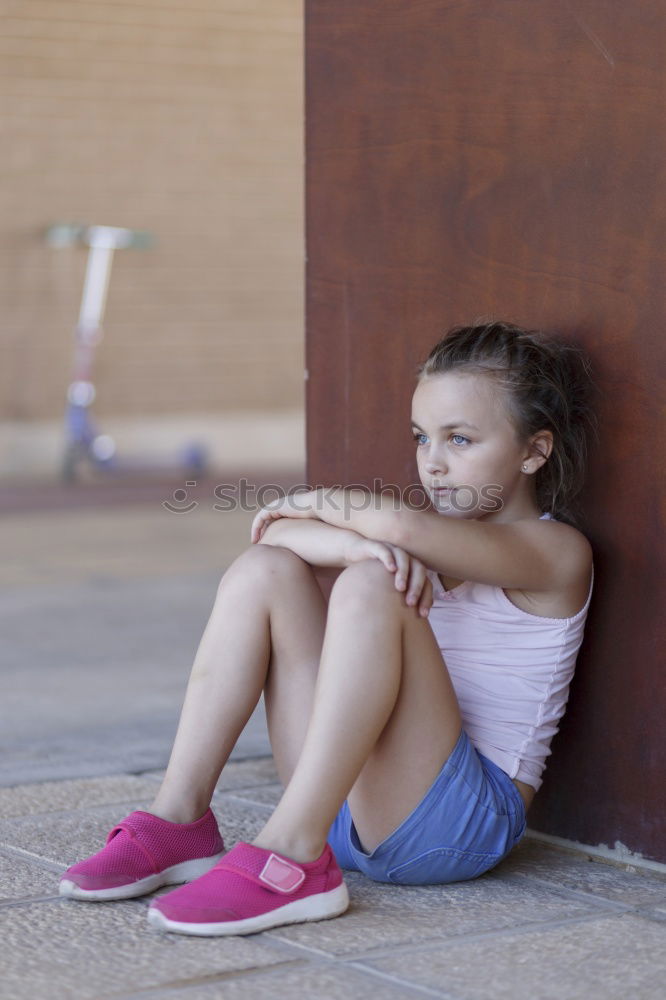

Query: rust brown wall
1;0;303;422
306;1;665;862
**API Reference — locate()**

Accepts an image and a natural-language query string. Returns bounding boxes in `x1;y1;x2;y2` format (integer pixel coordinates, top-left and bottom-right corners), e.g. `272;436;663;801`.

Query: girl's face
411;371;540;521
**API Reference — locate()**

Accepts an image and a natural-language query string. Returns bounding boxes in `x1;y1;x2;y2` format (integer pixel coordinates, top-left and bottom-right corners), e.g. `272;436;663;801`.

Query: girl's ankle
251;831;326;865
148;802;210;825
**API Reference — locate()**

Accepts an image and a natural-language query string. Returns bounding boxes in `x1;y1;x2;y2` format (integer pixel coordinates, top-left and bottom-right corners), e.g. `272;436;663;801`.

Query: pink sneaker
59;808;224;901
147;841;349;936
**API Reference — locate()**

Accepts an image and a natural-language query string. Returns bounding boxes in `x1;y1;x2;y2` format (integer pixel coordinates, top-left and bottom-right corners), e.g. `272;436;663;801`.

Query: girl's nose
424;452;447;476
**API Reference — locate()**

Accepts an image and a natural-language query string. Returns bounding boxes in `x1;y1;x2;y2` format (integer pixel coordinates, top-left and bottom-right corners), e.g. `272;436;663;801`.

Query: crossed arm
255;517;388;569
251;486;591;593
255;515;434;616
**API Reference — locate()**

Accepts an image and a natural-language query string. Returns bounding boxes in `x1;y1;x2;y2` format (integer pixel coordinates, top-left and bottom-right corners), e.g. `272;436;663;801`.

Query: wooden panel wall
0;0;303;421
306;1;665;862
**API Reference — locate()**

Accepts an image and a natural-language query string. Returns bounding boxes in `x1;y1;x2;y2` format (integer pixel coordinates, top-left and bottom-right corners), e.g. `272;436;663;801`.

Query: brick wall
0;1;303;430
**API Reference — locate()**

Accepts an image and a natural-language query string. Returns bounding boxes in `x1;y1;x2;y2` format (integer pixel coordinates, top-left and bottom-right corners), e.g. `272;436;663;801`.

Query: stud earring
522;464;528;471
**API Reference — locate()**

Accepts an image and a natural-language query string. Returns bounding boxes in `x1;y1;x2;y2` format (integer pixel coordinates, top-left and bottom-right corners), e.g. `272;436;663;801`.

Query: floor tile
267;867;600;958
502;837;666;905
363;912;666;1000
0;897;284;1000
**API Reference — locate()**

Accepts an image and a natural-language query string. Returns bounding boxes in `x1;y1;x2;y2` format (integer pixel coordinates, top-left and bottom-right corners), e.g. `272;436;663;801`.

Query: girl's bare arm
256;517;394;571
252;488;592;593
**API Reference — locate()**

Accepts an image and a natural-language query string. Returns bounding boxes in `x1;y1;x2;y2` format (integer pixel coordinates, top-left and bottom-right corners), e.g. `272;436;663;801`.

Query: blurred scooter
46;224;207;483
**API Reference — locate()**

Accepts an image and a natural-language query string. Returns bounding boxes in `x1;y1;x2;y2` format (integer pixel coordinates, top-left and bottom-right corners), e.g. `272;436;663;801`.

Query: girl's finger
252;514;269;543
419;579;434;617
373;543;397;572
379;547;397;573
256;519;271;542
392;547;410;591
366;542;395;573
405;560;426;606
250;513;262;542
251;509;278;543
360;542;392;570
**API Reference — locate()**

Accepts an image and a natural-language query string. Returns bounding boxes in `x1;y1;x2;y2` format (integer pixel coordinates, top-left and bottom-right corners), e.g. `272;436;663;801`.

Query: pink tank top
426;512;594;792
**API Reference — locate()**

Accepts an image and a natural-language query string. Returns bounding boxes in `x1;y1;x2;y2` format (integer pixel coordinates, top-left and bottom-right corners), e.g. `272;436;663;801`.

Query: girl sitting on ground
60;319;596;937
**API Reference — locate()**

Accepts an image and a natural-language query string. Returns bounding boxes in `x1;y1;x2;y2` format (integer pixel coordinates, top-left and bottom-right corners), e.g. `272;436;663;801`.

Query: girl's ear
524;429;553;470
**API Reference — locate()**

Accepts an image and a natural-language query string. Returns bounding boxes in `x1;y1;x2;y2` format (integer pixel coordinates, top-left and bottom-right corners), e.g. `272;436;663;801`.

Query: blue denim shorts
327;727;527;885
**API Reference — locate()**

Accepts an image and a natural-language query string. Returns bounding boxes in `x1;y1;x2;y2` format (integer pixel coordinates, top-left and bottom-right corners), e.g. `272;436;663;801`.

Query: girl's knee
220;543;310;591
330;559;397;606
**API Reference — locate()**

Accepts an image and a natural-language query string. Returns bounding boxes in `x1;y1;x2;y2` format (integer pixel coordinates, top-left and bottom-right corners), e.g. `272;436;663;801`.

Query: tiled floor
1;760;665;1000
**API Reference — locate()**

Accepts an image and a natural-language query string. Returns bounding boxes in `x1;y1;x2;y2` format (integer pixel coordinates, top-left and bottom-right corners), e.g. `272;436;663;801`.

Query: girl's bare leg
253;558;463;862
149;545;326;823
150;546;463;873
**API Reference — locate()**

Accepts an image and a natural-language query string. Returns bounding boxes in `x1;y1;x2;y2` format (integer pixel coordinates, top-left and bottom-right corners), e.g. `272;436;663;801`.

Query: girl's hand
251;491;317;544
345;537;433;618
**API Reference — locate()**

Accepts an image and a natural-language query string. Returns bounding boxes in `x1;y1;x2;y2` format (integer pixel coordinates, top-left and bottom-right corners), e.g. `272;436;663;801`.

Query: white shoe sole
59;852;224;901
147;881;350;936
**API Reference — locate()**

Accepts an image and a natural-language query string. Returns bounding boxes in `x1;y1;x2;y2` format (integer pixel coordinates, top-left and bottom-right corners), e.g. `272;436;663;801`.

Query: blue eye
413;431;470;447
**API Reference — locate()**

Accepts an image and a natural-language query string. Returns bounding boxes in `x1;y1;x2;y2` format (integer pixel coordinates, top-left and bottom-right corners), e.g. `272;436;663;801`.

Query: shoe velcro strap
217;853;306;895
106;822;160;874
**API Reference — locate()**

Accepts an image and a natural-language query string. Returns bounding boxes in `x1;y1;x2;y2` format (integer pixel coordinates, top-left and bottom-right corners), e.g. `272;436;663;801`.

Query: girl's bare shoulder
503;519;593;620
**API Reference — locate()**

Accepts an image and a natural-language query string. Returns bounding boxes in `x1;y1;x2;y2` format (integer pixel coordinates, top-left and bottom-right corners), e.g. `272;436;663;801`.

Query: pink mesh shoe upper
63;808;224;890
150;841;343;923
